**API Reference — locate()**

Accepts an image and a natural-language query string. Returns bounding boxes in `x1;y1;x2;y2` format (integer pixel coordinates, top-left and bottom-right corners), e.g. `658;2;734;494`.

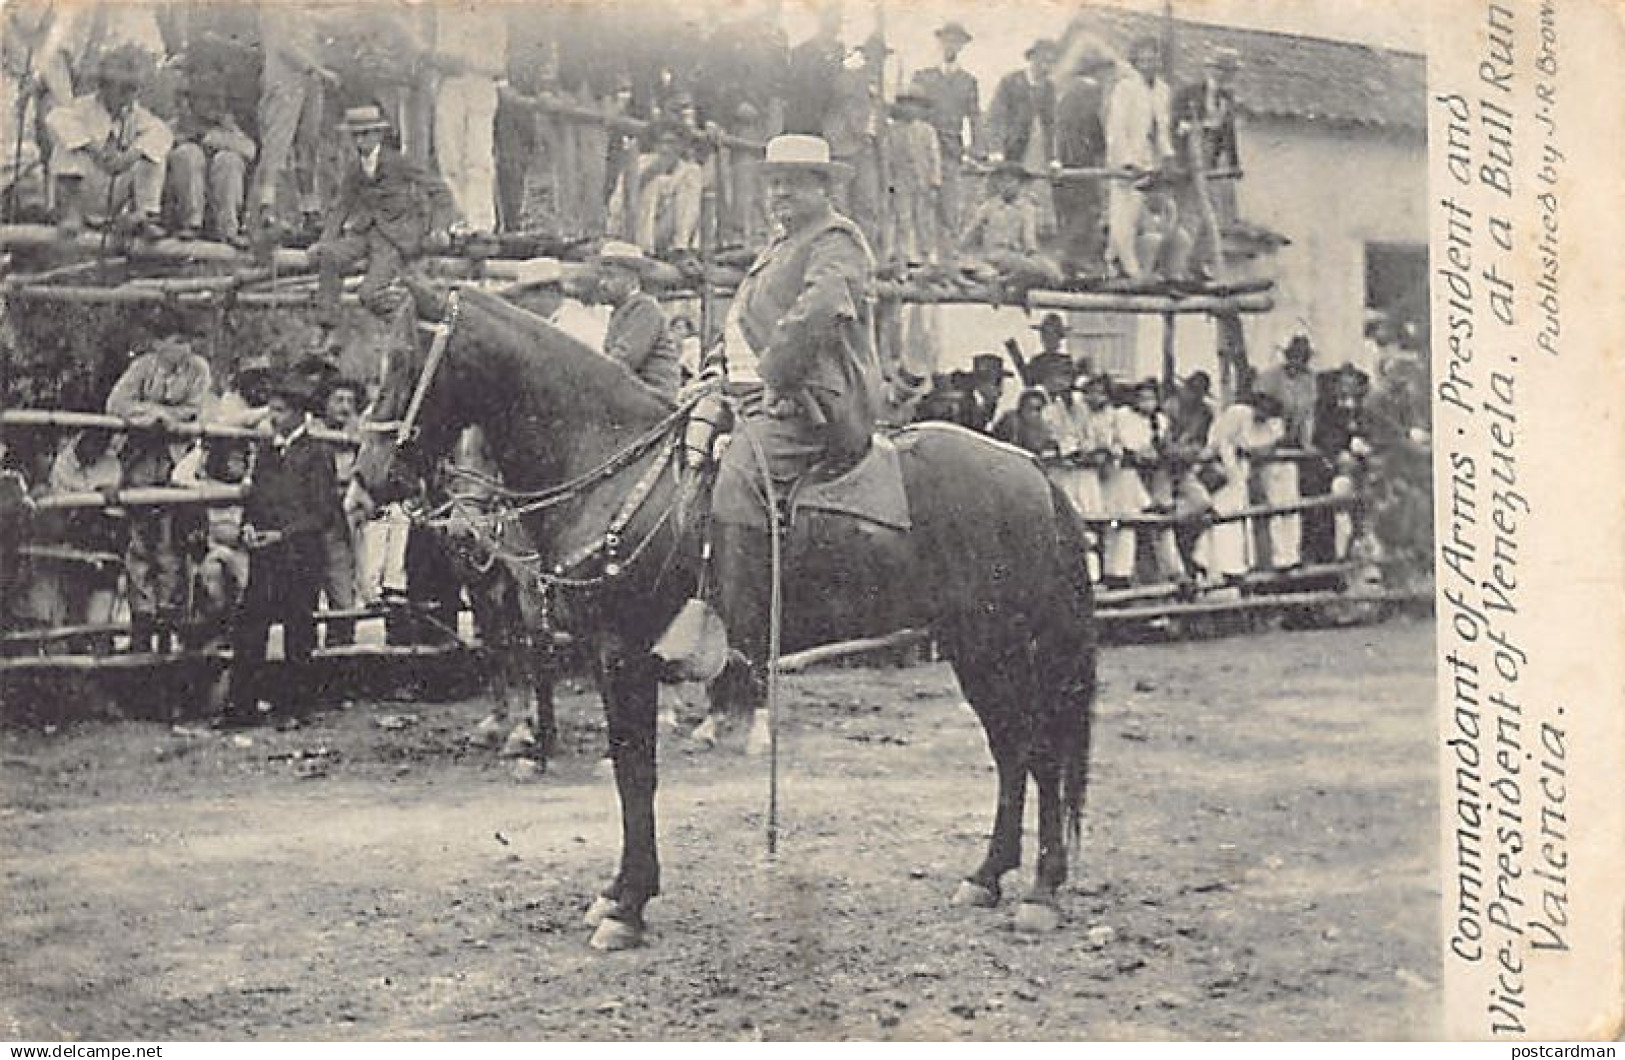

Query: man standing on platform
1104;35;1173;280
985;38;1059;236
910;21;980;261
429;5;506;235
1054;49;1115;277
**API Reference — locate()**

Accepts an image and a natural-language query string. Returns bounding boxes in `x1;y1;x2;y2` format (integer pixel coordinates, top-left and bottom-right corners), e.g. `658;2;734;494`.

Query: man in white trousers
430;7;506;233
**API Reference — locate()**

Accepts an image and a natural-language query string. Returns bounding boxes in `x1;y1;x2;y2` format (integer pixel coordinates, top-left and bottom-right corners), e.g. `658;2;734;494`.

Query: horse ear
400;271;448;322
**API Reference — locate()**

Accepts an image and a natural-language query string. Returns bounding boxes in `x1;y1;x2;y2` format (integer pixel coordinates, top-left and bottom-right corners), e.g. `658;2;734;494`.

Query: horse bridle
359;285;705;593
361;290;463;448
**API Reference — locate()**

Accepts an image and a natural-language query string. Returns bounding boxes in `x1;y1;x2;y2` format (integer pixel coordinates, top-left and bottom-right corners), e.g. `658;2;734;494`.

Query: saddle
787;435;912;533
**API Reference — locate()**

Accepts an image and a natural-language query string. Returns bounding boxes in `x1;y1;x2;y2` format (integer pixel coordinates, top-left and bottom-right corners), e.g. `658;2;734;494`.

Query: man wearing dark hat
703;133;881;667
967;353;1013;432
784;1;845;136
1105;35;1173;279
309;104;460;327
45;44;173;236
222;373;342;727
910;21;981;258
594;241;681;400
987;38;1058;170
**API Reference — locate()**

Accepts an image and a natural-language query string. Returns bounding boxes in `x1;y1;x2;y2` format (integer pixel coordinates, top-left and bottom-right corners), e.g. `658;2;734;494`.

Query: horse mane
455;287;675;418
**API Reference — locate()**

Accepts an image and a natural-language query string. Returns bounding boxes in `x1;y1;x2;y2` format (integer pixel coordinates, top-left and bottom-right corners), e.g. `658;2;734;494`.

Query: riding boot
710;518;774;679
128;614;157;655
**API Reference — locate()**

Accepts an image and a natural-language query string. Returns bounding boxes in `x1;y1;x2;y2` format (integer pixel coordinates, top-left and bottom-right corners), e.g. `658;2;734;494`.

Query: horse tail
1043;480;1099;862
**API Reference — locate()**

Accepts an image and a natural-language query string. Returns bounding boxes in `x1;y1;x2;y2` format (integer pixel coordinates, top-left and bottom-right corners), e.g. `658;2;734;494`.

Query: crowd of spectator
913;313;1424;593
1;1;1244;290
1;321;459;674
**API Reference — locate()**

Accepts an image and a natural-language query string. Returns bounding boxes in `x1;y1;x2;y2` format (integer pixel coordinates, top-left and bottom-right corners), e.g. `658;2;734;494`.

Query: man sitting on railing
45;44;173;238
309;104;460;329
992;387;1059;459
221;373;337;729
105;328;212;653
959;161;1062;289
166;78;256;246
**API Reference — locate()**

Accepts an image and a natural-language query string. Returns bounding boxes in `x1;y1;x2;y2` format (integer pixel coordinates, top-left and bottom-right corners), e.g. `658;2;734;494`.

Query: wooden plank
2;409;355;447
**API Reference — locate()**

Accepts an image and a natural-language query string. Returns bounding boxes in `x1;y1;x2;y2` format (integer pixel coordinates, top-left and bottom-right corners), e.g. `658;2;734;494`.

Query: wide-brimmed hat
1025;38;1060;61
338;104;392;134
591;240;658;274
1205;46;1241;72
265;372;319;411
96;44;149;85
759;135;852;180
1032;311;1068;337
506;257;565;290
972;353;1013;379
935;21;973;44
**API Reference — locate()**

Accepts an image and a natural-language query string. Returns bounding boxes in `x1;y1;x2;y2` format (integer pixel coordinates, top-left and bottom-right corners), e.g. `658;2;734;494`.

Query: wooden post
1160;310;1177;389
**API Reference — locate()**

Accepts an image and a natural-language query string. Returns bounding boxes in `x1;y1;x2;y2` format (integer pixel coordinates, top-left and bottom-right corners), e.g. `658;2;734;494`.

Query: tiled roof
1063;7;1427;132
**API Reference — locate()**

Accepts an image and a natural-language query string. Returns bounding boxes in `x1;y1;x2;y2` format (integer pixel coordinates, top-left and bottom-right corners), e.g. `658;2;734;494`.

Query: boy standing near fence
221;375;339;729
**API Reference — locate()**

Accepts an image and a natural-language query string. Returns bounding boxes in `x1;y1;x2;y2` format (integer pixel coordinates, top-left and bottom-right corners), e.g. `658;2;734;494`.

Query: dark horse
351;287;1099;950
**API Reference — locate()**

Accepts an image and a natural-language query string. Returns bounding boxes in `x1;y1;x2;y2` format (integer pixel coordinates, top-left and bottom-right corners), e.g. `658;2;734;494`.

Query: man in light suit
1104;35;1173;279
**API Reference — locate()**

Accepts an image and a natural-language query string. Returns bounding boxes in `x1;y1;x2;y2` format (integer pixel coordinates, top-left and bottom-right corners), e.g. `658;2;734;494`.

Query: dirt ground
0;619;1439;1041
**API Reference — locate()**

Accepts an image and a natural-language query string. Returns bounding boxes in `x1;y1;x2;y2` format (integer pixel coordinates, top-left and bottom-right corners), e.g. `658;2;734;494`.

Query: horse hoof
1014;901;1062;933
690;717;719;748
499;720;537;759
583;894;619;928
467;715;504;750
588;916;645;952
950;880;1001;909
744;709;772;756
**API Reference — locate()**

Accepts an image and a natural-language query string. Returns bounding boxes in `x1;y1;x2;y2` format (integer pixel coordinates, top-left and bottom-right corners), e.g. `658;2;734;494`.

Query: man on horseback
699;133;883;668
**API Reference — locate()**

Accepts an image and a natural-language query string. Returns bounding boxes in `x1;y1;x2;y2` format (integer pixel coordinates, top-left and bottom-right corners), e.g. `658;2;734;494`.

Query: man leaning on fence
105;328;211;653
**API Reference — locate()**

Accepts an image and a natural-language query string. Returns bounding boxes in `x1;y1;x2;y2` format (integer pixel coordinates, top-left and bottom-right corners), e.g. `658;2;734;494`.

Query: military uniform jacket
735;209;881;455
323;147;459;253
